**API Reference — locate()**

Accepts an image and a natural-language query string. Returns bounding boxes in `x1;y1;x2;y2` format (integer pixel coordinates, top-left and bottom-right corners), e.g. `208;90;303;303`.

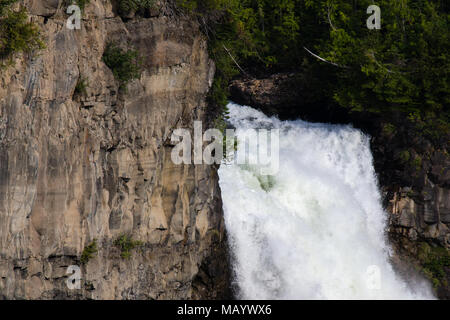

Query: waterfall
218;102;434;299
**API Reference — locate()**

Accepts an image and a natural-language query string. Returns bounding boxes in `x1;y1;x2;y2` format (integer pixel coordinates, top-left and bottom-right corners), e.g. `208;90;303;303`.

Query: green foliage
76;0;90;11
398;150;411;163
176;0;335;124
0;0;17;16
177;0;268;124
177;0;449;142
0;5;45;64
80;239;98;264
412;155;423;171
177;0;307;70
75;76;88;95
114;234;143;259
418;242;450;288
102;42;142;90
382;123;397;136
307;1;449;117
116;0;156;16
408;110;449;145
176;0;197;12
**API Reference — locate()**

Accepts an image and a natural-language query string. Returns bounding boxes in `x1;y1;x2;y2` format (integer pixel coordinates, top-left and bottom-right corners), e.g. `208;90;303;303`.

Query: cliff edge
0;0;230;299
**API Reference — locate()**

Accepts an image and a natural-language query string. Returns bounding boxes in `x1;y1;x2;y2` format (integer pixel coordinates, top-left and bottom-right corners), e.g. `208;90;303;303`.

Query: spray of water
219;102;434;299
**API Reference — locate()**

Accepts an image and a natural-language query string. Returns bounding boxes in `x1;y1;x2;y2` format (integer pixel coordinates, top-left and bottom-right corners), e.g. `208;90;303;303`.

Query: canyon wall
0;0;230;299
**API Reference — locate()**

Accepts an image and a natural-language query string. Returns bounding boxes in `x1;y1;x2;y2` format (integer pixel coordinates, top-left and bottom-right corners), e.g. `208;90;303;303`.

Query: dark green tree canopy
178;0;449;137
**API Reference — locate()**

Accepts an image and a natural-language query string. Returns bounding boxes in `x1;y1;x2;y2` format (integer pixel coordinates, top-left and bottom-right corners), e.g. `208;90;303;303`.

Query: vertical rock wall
0;0;230;299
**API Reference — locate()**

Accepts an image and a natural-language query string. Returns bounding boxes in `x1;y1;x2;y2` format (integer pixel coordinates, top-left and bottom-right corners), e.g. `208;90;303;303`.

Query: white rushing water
218;102;434;300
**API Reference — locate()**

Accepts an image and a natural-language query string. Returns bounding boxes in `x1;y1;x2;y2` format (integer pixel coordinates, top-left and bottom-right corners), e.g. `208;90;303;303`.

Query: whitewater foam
219;102;434;299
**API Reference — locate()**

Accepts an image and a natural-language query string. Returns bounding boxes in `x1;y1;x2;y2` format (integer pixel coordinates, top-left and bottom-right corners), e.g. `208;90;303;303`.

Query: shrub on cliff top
102;42;142;90
0;5;45;65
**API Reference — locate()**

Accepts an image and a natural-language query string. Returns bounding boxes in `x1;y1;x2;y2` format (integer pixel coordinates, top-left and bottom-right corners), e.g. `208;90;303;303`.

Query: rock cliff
0;0;230;299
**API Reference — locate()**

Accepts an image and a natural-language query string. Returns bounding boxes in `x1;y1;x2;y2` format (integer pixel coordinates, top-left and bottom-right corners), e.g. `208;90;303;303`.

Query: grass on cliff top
102;42;142;91
0;4;45;66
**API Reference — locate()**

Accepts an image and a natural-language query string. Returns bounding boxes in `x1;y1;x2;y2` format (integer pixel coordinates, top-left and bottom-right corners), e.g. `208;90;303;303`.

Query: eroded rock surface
0;0;230;299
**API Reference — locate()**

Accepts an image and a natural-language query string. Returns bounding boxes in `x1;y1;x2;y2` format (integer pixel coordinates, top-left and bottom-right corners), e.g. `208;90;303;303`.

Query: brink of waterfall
219;102;434;300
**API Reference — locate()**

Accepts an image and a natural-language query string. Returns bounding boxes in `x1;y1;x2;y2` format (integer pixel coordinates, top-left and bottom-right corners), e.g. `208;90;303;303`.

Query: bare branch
223;44;248;75
327;4;337;31
303;47;349;69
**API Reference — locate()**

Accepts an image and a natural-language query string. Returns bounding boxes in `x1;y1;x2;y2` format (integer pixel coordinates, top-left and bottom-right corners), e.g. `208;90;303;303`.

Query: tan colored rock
0;1;229;299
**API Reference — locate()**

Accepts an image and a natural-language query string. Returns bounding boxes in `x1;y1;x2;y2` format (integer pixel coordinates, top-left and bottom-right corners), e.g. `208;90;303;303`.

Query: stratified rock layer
0;0;230;299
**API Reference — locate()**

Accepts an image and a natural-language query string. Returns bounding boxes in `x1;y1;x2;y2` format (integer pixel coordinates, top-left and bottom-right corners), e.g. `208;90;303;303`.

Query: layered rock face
385;158;450;245
0;0;230;299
